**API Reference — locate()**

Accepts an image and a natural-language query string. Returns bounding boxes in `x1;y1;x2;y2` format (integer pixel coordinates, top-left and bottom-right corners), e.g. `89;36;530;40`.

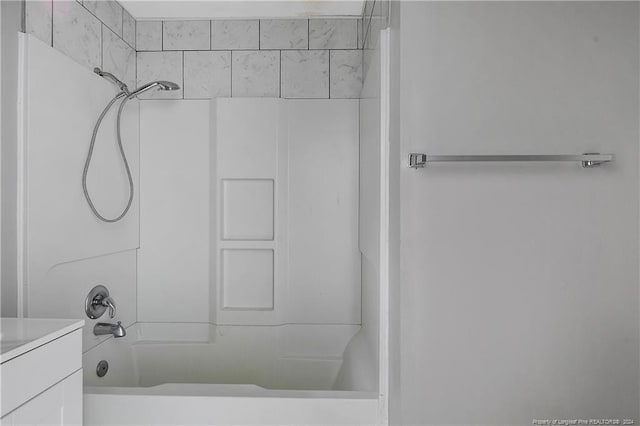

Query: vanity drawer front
1;329;82;417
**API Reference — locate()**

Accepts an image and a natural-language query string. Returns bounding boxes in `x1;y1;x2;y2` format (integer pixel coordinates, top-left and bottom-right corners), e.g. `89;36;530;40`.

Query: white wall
393;2;639;424
19;35;139;349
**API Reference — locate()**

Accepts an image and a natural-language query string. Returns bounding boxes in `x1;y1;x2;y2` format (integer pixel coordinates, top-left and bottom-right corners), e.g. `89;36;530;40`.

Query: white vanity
0;318;84;425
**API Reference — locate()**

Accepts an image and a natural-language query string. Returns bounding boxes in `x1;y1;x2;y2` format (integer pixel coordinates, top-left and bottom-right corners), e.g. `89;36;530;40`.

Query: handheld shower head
128;80;180;98
94;67;130;94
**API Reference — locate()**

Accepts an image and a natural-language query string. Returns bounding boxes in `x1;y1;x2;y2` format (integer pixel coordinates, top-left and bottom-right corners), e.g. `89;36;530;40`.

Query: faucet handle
100;296;116;318
85;285;117;319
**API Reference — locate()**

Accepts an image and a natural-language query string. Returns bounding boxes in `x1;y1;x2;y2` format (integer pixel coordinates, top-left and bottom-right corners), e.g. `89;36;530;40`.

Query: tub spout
94;321;126;338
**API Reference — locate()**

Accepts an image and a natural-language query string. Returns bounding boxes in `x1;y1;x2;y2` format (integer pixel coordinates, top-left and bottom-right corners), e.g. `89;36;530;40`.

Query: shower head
128;81;180;98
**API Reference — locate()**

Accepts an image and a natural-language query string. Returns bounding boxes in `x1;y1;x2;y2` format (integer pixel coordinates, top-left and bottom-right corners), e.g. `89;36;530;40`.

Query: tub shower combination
17;27;387;425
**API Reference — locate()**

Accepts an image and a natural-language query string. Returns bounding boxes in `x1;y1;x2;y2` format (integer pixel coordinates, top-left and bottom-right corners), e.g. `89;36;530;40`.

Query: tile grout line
230;50;234;97
50;0;54;47
182;50;185;99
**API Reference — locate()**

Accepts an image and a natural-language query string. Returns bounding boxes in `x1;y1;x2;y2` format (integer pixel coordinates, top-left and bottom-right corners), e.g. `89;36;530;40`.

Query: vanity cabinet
0;318;84;425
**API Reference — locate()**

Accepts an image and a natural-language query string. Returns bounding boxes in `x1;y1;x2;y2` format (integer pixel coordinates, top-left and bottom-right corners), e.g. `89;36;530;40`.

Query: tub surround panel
284;100;361;324
213;99;360;325
330;50;363;99
281;50;329;98
52;0;102;70
35;250;138;352
231;50;280;97
260;19;309;49
83;0;123;38
211;20;259;50
136;51;183;99
221;179;275;240
136;20;162;51
19;35;139;351
138;101;211;323
25;0;53;46
222;249;275;309
309;19;358;49
184;51;231;99
163;20;211;51
102;26;136;90
122;9;136;49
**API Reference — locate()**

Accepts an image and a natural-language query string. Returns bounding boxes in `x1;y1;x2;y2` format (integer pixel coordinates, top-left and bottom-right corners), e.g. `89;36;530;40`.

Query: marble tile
136;20;162;51
259;19;308;50
309;19;357;49
163;20;210;50
26;0;53;46
330;50;362;99
281;50;328;99
52;0;101;70
102;26;136;90
83;0;122;37
184;51;231;99
232;51;279;97
122;8;136;49
211;20;258;50
136;51;183;99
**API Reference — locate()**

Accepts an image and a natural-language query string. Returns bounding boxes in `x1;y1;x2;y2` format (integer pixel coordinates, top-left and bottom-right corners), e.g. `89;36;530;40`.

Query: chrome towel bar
408;153;614;169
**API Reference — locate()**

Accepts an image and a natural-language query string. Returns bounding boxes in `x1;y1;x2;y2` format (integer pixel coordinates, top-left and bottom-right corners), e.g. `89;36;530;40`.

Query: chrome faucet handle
85;285;117;319
100;296;116;318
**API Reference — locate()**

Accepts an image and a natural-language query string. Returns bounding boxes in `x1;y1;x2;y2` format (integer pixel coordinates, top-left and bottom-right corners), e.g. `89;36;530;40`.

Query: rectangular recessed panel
222;179;274;240
222;249;274;309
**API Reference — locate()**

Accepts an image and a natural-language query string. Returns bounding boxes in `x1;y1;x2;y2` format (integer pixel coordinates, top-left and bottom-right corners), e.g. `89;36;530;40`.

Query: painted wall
392;2;639;424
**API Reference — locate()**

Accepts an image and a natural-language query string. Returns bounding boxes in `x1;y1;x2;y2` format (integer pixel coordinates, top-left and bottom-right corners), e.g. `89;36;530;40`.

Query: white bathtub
83;323;380;425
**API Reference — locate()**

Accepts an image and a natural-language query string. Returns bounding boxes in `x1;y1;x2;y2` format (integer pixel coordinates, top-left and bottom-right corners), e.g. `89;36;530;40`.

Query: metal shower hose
82;91;134;223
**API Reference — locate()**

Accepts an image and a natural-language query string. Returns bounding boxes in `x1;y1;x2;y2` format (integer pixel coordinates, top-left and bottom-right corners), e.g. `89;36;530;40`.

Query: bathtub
83;322;380;425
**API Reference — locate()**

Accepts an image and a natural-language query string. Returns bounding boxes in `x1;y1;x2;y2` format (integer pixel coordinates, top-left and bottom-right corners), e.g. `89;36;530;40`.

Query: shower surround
15;0;390;423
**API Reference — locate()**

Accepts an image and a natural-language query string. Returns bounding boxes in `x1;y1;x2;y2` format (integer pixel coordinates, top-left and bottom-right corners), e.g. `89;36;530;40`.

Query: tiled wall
25;1;364;100
25;0;136;89
135;19;363;100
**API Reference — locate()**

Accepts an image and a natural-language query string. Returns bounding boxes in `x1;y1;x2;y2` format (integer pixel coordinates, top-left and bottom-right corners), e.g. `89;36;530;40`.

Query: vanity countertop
0;318;84;363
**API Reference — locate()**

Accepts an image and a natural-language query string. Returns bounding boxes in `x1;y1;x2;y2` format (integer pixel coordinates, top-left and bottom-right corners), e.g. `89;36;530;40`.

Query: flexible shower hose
82;91;134;223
